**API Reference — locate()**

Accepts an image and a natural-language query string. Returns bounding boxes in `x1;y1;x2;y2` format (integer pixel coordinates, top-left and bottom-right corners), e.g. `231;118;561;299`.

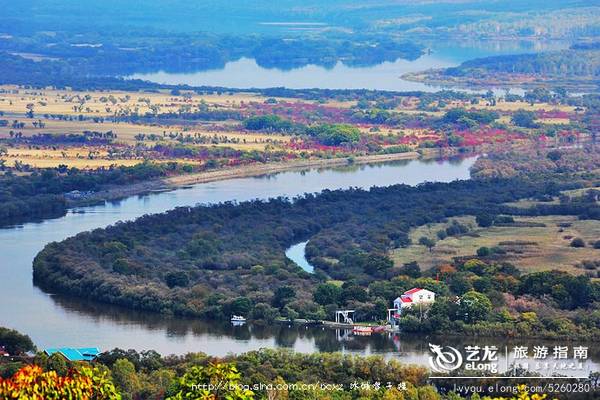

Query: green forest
32;148;600;340
420;44;600;90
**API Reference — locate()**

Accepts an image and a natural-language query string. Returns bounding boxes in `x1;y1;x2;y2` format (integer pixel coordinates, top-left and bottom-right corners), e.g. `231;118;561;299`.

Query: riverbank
70;151;428;206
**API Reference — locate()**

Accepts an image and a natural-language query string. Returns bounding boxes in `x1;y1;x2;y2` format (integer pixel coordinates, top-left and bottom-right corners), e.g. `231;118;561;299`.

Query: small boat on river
231;315;247;325
352;325;373;335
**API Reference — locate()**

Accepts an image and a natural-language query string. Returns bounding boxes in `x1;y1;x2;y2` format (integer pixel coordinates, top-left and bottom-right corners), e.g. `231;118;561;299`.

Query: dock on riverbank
276;318;392;333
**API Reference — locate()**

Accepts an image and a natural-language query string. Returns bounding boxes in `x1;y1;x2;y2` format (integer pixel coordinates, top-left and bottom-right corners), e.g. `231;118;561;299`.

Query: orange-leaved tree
0;364;121;399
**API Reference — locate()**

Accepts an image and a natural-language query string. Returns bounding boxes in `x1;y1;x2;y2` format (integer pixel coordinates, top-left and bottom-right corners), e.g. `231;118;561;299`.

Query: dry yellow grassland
391;215;600;273
0;86;299;159
4;147;141;168
538;118;571;125
0;86;268;117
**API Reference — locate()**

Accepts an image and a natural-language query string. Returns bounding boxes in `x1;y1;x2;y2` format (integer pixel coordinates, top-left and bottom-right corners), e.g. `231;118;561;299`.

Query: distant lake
129;41;570;92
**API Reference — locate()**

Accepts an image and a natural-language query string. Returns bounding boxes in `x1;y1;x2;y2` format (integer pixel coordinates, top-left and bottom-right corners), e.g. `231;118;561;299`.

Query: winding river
1;156;598;373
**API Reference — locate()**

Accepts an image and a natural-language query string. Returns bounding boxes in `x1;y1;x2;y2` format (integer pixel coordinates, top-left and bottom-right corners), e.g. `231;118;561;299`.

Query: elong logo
428;343;463;373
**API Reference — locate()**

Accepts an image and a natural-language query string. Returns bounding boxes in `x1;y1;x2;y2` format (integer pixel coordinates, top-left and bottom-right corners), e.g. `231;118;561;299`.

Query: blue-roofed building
44;347;100;362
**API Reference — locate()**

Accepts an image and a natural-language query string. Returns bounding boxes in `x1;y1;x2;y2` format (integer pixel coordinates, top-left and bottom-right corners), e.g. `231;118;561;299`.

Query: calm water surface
285;241;313;273
2;156;597;373
129;41;569;92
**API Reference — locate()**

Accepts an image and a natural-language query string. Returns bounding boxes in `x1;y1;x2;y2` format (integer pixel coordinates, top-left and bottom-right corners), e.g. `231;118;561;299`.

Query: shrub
476;213;494;227
167;363;254;400
249;303;279;322
243;114;294;132
495;215;514;224
46;353;68;376
511;110;539;128
165;271;190;288
418;236;436;251
570;237;586;248
477;246;491;257
313;283;342;306
458;291;492;323
306;124;361;146
229;297;253;315
547;150;562;161
445;220;469;236
400;261;422;278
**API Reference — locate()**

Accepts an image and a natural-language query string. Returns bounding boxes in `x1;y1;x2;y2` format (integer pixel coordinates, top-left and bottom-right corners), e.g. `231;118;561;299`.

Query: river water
1;155;598;374
285;241;313;273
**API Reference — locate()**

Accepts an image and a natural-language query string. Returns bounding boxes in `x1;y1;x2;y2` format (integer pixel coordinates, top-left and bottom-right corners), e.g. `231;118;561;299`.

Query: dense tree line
444;48;600;79
395;258;600;341
3;319;598;399
471;148;600;179
243;116;361;145
91;348;432;399
6;132;114;146
0;346;434;399
126;109;243;123
243;115;300;133
3;344;594;399
243;108;500;147
0;326;35;355
0;162;184;226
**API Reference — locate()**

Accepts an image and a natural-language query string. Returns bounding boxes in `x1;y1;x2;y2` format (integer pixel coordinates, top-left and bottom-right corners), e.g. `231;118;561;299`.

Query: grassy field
0;85;585;170
538;117;571;125
0;118;165;140
0;86;301;168
0;86;265;116
391;215;600;274
504;187;597;209
0;118;291;147
464;100;577;113
3;147;141;168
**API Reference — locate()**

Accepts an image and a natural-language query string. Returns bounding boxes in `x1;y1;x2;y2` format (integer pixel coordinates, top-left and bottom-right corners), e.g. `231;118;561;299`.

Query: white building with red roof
388;287;436;329
393;287;435;312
